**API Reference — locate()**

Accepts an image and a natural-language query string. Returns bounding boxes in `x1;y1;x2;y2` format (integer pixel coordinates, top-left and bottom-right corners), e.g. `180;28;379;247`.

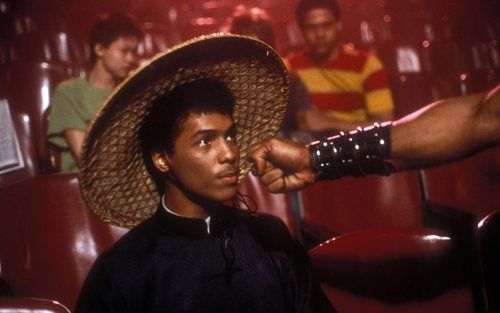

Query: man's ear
151;150;170;173
94;43;107;58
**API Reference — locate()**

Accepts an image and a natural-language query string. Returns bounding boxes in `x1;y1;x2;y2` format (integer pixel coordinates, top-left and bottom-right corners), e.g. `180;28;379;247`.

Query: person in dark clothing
76;34;335;313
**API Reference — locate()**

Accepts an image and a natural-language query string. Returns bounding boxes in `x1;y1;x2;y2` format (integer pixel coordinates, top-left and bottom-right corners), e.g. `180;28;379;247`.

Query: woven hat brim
79;34;289;228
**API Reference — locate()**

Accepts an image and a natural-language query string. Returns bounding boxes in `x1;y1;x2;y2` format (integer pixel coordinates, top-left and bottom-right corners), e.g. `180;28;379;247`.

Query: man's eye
198;139;210;147
226;129;236;142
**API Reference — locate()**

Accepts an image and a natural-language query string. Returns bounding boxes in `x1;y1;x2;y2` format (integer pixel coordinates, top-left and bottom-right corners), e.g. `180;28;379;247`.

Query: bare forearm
391;85;500;169
250;86;500;193
64;129;86;168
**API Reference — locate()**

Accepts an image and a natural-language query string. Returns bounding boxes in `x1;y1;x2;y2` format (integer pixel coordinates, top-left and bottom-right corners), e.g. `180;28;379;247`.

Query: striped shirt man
286;44;394;124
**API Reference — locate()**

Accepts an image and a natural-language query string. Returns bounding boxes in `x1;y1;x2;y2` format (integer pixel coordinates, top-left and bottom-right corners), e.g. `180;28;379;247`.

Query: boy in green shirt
47;13;143;172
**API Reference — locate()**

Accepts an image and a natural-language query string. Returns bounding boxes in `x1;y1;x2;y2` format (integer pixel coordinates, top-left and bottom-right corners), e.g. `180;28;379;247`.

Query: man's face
96;35;139;80
300;8;342;58
158;112;239;205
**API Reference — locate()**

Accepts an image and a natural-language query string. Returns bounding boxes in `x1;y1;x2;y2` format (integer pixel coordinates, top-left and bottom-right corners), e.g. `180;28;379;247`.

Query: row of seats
0;24;172;68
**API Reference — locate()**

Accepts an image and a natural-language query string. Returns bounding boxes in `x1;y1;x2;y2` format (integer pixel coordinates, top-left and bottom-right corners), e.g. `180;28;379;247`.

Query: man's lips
216;169;238;184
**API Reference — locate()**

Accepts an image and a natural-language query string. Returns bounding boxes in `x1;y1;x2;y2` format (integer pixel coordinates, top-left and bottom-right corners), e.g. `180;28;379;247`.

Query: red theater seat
138;22;171;61
9;31;85;76
3;61;69;173
0;174;128;310
300;170;422;241
424;146;500;220
478;209;500;312
309;228;476;313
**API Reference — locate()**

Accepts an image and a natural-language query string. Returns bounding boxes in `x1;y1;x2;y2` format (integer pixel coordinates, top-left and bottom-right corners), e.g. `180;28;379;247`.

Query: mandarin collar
152;203;239;238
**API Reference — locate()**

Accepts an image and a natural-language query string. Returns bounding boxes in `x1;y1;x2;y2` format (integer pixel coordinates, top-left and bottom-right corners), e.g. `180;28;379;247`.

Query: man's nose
127;51;138;63
218;140;237;164
315;27;325;38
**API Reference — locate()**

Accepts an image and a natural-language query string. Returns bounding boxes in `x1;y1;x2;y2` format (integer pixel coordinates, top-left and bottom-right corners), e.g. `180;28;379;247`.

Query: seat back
0;174;128;310
138;22;170;61
423;146;500;220
300;170;422;238
9;31;85;76
3;61;69;172
478;209;500;313
309;228;475;313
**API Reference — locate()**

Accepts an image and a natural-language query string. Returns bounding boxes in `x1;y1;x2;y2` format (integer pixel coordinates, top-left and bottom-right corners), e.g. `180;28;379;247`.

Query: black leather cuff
308;122;397;180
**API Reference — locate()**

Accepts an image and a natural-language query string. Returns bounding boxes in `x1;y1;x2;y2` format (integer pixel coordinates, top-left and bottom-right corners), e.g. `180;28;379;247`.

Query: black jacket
76;204;335;313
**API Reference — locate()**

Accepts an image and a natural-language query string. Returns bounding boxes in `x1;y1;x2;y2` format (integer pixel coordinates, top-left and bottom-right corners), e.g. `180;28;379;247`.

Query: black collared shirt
76;204;335;313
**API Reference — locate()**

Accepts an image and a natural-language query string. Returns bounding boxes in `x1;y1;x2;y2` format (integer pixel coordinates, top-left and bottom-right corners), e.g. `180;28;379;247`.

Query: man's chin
312;47;332;59
218;188;238;204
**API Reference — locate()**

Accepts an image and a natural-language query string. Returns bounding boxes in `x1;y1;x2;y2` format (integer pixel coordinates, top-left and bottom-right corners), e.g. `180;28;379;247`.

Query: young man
47;13;143;172
76;35;335;313
250;84;500;193
287;0;394;133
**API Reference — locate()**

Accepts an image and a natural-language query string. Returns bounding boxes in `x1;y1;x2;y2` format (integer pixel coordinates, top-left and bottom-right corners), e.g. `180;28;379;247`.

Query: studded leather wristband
308;122;397;180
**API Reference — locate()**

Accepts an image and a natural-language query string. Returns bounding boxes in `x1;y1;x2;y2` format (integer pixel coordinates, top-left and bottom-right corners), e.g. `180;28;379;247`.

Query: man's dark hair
295;0;341;27
141;78;235;191
228;6;276;49
88;12;143;65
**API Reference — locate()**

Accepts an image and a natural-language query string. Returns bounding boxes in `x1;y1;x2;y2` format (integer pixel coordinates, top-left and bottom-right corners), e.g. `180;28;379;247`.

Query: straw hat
79;34;289;228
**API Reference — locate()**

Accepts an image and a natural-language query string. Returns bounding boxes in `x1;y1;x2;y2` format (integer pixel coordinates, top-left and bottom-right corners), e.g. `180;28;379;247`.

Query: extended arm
250;85;500;193
391;86;500;169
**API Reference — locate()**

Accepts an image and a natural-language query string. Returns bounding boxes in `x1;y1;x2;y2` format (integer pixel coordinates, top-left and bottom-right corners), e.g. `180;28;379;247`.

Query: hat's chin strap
308;122;397;180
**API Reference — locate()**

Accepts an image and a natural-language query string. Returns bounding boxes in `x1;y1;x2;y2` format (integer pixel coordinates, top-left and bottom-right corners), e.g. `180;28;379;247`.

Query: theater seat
309;228;476;313
9;31;85;76
138;22;170;61
300;170;422;243
3;61;69;173
0;174;128;310
424;146;500;220
478;209;500;312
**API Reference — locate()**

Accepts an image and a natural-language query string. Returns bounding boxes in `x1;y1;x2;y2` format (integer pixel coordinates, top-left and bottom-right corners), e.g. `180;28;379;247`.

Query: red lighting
192;17;216;26
383;15;391;23
460;73;468;81
422;40;430;48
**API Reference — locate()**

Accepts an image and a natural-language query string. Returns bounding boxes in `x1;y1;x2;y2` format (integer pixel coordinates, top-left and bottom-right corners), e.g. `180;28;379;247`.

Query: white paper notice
0;99;24;174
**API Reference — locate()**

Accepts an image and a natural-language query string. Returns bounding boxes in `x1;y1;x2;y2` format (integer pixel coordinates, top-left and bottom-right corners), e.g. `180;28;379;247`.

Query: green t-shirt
47;77;111;172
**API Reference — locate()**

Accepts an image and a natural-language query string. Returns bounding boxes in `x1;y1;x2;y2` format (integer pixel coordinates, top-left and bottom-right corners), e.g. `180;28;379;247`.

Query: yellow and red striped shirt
286;44;394;122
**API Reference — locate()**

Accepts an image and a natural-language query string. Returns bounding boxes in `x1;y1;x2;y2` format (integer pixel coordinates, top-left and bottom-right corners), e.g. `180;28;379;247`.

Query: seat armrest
0;297;70;312
301;220;338;249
